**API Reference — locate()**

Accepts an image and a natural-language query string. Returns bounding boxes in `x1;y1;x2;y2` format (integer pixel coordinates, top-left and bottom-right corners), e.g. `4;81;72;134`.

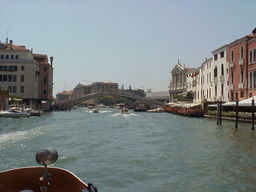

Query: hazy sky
0;0;255;94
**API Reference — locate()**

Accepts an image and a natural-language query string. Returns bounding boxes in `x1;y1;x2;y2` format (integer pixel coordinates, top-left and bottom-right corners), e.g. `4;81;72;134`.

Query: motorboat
0;148;98;192
92;108;99;113
120;107;129;114
0;109;30;118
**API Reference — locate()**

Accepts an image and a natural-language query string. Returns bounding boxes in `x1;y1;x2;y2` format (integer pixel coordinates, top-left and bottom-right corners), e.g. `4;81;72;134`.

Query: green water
1;108;256;192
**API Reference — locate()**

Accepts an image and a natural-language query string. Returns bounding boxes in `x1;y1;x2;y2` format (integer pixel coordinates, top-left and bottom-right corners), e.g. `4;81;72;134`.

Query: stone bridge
55;90;165;108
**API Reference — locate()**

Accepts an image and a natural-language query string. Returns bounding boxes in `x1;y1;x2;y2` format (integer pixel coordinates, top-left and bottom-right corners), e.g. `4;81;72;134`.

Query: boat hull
0;167;89;192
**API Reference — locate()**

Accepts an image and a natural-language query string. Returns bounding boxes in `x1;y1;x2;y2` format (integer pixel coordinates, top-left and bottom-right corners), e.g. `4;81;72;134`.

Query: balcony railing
219;76;224;83
214;77;218;84
239;58;244;65
228;61;234;68
238;82;244;89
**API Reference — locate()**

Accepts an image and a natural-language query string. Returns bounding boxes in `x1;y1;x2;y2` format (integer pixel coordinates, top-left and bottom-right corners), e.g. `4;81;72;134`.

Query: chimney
6;38;8;44
31;48;33;53
9;40;13;49
50;56;53;67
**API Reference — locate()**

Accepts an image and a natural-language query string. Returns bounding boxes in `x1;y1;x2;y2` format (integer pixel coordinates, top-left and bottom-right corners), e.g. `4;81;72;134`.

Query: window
240;91;244;98
21;75;24;82
221;64;224;76
250;72;253;88
21;66;25;71
5;55;9;59
0;66;7;71
250;93;253;97
241;68;244;83
254;49;256;63
221;84;224;96
15;55;19;59
231;50;234;62
249;50;253;64
214;54;218;60
43;78;47;84
44;67;47;72
8;86;12;93
231;71;234;84
13;75;16;82
13;86;17;93
240;47;244;59
3;75;7;81
254;72;256;88
43;90;47;94
215;85;217;96
21;86;24;93
220;51;224;58
235;92;238;100
8;75;12;82
0;75;1;81
11;55;14;59
1;55;3;59
8;66;17;71
214;67;218;77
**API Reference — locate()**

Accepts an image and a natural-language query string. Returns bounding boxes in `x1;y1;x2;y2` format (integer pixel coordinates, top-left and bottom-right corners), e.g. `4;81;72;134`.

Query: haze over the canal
0;0;255;94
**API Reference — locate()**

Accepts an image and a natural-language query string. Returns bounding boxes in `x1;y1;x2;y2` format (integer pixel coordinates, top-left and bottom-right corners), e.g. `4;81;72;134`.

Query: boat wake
111;113;139;117
0;125;57;148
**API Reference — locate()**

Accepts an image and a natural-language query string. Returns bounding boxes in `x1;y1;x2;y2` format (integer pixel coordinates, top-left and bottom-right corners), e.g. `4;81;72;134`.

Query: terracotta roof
57;90;73;95
0;42;28;51
185;68;195;72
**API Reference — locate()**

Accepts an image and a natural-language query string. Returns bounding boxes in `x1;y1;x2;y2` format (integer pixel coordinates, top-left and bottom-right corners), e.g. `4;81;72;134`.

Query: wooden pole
220;101;222;125
216;101;220;125
252;98;255;131
235;100;239;129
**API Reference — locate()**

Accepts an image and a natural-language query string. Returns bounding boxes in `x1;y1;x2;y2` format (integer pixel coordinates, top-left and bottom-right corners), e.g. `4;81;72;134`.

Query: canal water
1;108;256;192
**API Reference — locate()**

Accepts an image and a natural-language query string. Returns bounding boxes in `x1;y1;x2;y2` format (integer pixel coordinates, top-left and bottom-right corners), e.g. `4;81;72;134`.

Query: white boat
92;108;99;113
0;109;30;117
120;107;129;114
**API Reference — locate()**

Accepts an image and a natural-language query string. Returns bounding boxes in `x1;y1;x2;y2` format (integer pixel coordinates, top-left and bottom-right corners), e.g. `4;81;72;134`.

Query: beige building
0;39;53;109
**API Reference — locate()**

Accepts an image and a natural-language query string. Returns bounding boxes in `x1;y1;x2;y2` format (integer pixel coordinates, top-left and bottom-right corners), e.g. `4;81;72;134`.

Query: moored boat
0;109;30;118
164;103;204;117
0;148;98;192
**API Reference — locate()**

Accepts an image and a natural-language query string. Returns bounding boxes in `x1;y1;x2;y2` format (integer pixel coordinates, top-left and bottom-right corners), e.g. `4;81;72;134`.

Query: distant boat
120;107;129;114
92;108;99;113
0;148;98;192
0;109;30;118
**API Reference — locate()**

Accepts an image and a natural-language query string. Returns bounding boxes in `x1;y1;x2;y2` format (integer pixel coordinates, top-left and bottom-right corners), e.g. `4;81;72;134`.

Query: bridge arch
71;91;164;107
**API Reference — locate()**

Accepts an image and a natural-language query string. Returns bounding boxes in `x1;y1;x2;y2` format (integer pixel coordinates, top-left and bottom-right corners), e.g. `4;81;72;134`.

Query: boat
0;109;30;118
163;103;204;117
134;101;148;112
92;108;99;113
0;148;98;192
120;107;129;114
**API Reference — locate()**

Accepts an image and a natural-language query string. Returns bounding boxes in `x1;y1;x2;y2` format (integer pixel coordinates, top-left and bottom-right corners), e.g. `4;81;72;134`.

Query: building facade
211;45;229;102
0;39;53;109
34;54;54;110
169;60;194;101
227;31;256;101
0;39;40;108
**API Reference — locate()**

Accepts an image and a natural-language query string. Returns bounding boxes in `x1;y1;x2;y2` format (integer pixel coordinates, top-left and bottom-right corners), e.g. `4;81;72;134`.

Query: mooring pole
235;100;239;129
220;101;222;125
252;97;255;131
216;101;220;125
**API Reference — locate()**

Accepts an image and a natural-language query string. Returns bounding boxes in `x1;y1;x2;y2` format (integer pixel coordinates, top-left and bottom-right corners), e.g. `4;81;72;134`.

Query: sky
0;0;255;95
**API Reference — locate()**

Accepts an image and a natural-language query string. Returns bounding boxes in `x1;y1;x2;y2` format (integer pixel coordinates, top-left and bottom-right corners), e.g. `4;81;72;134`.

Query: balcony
228;61;234;68
214;77;218;84
219;76;224;83
238;82;245;89
239;58;244;65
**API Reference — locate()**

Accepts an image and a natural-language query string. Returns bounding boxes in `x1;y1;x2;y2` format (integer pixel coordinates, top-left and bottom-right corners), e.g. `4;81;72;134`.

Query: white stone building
211;45;229;102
